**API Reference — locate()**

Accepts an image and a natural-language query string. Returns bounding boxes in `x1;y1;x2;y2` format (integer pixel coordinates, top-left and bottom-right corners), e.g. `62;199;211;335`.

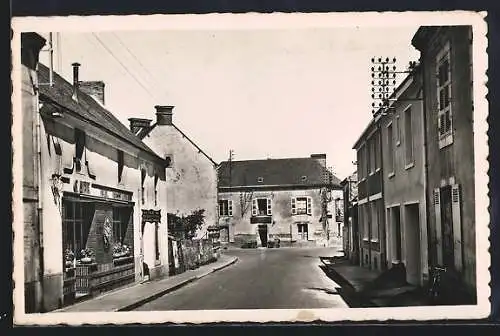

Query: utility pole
371;57;421;117
228;149;234;190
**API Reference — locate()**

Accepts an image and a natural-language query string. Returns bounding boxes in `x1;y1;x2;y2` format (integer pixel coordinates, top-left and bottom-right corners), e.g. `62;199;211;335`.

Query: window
437;43;453;148
117;150;124;183
74;128;86;172
291;196;312;215
370;201;380;241
141;169;146;205
219;199;233;216
253;198;272;216
369;137;376;175
154;175;159;207
62;199;94;259
361;204;368;240
112;207;129;244
404;106;414;166
395;115;401;146
374;132;381;171
387;123;394;174
155;223;160;261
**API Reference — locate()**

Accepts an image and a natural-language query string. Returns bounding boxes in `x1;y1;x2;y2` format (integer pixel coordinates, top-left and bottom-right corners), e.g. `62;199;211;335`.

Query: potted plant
79;248;94;264
113;242;131;259
64;249;75;269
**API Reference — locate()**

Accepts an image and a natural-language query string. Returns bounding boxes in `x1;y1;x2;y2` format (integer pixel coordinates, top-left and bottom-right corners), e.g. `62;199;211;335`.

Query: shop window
62;199;94;260
112;207;129;244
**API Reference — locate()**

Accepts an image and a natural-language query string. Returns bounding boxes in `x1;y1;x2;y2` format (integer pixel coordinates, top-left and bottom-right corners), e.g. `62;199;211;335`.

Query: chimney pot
155;105;174;125
128;118;152;135
71;62;81;102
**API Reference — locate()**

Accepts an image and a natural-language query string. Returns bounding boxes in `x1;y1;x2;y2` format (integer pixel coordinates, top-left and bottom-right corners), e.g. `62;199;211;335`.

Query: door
258;225;268;247
404;203;421;285
440;186;454;268
297;223;309;241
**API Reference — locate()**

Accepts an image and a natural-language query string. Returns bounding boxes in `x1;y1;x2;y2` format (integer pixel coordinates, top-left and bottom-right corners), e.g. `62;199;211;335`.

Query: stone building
353;120;386;272
127;106;218;239
380;65;429;286
21;32;170;313
340;171;358;264
217;154;341;247
412;25;476;301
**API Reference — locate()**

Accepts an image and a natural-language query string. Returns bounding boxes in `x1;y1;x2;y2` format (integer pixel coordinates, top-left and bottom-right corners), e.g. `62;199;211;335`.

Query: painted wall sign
142;209;161;223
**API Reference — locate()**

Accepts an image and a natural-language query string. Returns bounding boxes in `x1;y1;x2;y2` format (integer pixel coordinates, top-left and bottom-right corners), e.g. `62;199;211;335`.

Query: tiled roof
218;157;341;189
37;63;163;161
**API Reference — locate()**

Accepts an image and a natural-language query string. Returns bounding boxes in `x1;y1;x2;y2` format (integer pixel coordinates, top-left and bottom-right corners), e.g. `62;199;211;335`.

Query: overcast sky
38;26;420;179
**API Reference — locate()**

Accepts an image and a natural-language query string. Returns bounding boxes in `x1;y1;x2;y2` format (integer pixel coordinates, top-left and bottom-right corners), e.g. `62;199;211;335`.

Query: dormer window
301;176;308;181
257;177;264;183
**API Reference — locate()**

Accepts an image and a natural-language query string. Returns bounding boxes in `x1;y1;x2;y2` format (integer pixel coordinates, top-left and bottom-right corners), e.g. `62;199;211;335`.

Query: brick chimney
155;105;174;126
311;153;328;183
71;62;81;102
128;118;152;135
79;81;105;105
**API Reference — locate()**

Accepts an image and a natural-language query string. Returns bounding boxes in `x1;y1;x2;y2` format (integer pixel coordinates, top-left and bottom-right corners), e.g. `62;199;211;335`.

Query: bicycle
428;266;447;304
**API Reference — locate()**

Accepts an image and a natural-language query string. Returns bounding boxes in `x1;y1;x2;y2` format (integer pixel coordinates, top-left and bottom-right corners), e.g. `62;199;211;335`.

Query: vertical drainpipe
420;62;431;283
378;120;387;270
34;67;45;311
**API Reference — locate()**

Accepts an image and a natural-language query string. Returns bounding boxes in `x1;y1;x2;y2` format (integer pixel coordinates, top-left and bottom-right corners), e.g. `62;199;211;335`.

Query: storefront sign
142;209;161;223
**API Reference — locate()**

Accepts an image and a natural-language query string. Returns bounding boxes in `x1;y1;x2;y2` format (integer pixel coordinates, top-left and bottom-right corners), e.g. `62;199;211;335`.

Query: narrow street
134;246;348;310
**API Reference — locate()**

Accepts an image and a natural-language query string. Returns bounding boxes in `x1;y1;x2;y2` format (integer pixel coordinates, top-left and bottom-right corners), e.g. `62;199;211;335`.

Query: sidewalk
326;260;431;307
55;254;238;312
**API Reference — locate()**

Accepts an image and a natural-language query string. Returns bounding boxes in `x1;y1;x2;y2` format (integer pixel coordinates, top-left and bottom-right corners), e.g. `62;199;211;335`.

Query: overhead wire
91;32;158;101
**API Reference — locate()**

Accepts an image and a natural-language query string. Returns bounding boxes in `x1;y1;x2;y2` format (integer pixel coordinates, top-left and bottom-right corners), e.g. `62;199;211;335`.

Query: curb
117;256;238;312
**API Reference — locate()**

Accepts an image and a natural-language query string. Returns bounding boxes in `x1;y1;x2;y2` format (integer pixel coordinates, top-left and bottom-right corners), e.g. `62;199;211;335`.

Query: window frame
436;42;453;149
404;104;414;168
218;199;233;217
386;121;395;176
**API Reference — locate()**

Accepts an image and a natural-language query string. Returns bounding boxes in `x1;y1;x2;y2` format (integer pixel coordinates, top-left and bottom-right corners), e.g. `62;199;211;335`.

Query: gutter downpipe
35;67;45;312
420;61;432;284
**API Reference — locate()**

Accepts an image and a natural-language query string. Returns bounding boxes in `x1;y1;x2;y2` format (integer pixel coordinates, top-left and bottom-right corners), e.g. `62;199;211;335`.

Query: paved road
135;246;348;310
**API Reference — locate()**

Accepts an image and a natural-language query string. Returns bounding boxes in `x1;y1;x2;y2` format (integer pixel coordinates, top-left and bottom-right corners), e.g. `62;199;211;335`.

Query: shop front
61;182;135;304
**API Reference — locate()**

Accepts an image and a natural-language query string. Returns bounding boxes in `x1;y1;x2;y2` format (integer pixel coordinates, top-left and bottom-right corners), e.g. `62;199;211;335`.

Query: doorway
440;186;454;268
258;225;268;247
390;206;402;263
297;223;309;241
404;203;421;285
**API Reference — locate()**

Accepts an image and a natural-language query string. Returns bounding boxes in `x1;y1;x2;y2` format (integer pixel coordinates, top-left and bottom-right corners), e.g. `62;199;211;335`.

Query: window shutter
451;184;463;271
228;200;233;217
252;199;258;216
307;197;312;215
433;188;443;265
267;198;272;216
291;197;296;215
